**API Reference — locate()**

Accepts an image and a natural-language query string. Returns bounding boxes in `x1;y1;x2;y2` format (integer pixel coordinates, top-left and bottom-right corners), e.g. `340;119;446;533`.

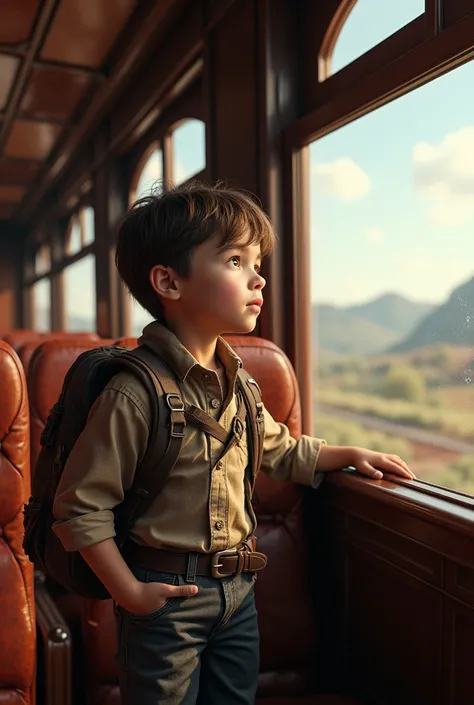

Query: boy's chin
222;318;258;335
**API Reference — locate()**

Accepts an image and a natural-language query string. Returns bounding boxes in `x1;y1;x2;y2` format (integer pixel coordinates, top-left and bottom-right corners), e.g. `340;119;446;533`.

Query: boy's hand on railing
317;444;416;480
349;447;416;481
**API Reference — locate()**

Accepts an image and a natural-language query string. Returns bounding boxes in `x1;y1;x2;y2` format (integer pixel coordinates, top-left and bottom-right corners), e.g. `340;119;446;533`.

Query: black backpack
23;344;265;599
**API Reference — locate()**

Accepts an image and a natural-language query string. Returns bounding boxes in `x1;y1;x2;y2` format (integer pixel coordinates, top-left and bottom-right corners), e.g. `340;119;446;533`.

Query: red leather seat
0;341;35;705
18;332;102;375
2;329;41;351
81;336;362;705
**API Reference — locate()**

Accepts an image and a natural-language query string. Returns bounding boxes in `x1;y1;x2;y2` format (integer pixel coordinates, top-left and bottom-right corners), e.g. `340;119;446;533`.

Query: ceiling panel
0;185;26;203
0;55;20;111
0;0;40;44
4;120;63;160
0;159;40;187
21;67;92;121
40;0;138;68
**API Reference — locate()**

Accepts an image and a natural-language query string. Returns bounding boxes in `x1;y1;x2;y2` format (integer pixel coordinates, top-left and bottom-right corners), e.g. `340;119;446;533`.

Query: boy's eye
230;256;241;267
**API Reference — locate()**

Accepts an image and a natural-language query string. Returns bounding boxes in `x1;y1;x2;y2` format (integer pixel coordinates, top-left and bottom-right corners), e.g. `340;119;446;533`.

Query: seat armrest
35;571;72;705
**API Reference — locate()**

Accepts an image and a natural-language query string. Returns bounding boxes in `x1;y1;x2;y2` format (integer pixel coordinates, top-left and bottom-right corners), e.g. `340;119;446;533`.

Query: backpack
23;343;265;600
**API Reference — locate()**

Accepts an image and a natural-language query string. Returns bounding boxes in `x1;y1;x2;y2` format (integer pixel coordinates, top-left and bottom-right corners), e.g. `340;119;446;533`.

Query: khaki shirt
53;322;325;553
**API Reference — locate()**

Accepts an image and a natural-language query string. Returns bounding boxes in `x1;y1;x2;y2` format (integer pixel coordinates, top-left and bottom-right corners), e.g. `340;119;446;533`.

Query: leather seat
17;332;102;375
0;341;35;705
2;329;41;351
80;336;362;704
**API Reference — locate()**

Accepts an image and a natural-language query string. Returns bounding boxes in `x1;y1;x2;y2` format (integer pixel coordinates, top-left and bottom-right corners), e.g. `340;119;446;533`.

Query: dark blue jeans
116;568;259;705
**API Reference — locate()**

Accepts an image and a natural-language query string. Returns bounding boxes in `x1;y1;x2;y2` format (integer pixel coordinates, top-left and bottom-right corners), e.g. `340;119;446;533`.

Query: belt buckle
211;547;238;578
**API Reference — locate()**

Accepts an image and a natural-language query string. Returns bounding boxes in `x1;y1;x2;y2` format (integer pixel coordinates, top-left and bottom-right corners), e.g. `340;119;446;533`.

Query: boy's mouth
247;298;263;308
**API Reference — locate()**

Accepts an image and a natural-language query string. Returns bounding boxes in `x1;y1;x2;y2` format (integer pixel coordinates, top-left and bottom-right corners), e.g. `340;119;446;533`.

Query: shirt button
211;398;220;409
204;374;211;381
215;520;224;531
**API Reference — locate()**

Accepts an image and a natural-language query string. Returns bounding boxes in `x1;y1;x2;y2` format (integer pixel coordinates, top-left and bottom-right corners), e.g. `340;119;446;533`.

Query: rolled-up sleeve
260;405;326;488
52;379;150;551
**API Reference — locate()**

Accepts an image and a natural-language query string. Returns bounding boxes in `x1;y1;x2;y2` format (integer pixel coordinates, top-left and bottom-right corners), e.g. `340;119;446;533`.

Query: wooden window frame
285;5;474;435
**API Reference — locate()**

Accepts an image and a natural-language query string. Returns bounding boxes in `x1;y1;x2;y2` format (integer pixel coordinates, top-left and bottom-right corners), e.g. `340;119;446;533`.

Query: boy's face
176;234;266;335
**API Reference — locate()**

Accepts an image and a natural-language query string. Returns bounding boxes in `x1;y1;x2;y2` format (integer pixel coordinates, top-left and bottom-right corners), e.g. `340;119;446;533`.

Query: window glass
309;60;474;494
330;0;425;75
68;215;82;255
64;254;96;332
82;206;95;246
134;147;163;201
32;278;51;332
172;119;206;185
35;245;50;277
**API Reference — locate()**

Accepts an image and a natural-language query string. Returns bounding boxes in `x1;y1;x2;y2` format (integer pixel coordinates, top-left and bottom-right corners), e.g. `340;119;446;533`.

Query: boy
52;182;414;705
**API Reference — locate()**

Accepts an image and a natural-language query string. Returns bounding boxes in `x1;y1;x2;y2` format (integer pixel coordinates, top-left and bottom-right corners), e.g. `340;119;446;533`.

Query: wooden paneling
40;0;138;68
348;545;443;705
0;159;40;187
0;186;25;203
0;0;39;44
0;228;23;329
21;67;92;121
444;0;474;28
317;471;474;705
0;55;19;110
445;600;474;705
4;120;62;159
211;0;258;194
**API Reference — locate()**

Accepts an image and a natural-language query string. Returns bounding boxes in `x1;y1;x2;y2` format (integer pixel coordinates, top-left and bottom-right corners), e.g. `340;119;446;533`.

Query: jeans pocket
122;570;179;621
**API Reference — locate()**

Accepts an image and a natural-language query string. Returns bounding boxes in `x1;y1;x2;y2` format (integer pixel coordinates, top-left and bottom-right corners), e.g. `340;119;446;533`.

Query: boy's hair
115;181;276;321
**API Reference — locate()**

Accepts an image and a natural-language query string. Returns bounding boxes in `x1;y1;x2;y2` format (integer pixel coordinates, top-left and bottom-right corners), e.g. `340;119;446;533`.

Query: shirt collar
138;321;242;382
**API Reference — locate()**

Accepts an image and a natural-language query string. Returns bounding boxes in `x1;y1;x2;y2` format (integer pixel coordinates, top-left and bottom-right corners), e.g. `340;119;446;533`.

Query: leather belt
126;541;267;579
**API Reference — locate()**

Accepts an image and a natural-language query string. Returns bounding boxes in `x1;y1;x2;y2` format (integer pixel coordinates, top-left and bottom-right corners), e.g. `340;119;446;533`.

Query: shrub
377;364;426;403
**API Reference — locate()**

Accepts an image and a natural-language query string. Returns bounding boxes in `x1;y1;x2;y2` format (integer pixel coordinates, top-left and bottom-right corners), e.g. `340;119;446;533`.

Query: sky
46;0;474;325
310;0;474;306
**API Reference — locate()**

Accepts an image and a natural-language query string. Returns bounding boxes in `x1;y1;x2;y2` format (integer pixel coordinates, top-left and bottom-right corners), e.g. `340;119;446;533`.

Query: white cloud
312;157;371;202
413;126;474;227
365;227;384;244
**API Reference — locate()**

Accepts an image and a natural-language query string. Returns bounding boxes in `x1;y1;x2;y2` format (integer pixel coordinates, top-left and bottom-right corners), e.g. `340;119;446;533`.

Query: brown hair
115;181;276;320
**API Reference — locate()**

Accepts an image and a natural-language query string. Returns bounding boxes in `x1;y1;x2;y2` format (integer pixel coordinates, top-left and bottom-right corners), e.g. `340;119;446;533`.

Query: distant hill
392;276;474;352
346;293;433;336
313;294;434;356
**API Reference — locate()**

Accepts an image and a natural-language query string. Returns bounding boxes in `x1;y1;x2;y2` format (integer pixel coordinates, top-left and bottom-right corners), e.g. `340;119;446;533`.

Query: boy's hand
349;447;415;481
121;579;198;616
317;444;416;480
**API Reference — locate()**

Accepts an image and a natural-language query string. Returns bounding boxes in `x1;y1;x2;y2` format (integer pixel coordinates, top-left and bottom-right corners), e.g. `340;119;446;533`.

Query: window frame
285;6;474;442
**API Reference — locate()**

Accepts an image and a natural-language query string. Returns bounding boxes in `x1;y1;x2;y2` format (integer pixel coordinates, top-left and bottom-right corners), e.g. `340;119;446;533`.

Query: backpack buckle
165;393;185;413
166;393;186;438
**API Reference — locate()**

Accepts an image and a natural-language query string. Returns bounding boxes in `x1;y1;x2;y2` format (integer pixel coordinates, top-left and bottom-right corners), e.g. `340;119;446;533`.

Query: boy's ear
149;264;181;300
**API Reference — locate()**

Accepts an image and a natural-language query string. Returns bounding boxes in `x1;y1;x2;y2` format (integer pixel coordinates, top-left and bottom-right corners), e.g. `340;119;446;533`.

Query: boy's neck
165;318;221;371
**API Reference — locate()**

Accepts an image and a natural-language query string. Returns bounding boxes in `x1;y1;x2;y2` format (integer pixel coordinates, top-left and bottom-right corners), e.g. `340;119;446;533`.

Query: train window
309;60;474;495
127;144;164;334
82;206;95;246
35;245;50;277
329;0;425;76
132;144;163;201
172;119;205;185
64;254;96;332
32;278;51;332
67;206;95;254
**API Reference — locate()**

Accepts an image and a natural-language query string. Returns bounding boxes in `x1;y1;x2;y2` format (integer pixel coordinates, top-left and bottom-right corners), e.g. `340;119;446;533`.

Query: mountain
313;294;434;356
392;276;474;352
346;293;433;336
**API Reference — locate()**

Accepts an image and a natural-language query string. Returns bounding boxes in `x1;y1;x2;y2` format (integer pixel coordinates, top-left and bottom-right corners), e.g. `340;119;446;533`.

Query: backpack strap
110;346;187;545
236;369;265;488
